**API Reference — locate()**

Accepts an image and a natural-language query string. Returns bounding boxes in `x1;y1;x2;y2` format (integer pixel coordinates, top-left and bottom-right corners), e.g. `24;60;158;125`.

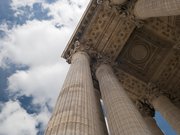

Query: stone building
45;0;180;134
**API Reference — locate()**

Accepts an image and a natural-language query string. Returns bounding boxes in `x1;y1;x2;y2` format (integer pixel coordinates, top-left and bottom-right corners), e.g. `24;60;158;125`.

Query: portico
45;0;180;134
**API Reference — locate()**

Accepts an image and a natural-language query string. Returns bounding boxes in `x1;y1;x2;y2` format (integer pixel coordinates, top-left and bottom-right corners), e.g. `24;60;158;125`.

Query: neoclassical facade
45;0;180;135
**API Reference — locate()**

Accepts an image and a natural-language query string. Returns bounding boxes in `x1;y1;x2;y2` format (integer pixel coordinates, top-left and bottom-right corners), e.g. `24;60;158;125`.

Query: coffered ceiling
62;0;180;106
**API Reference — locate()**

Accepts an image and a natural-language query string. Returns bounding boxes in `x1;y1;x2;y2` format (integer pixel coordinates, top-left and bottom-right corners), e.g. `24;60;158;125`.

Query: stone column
96;64;152;135
45;52;108;135
144;117;163;135
110;0;126;5
134;0;180;19
135;100;163;135
92;89;108;135
152;95;180;134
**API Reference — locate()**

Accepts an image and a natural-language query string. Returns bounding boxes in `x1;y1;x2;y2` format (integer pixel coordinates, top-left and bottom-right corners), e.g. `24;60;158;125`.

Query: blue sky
0;0;177;135
0;0;89;134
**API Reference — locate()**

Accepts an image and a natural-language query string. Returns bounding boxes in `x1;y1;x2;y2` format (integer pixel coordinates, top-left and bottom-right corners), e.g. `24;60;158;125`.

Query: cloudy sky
0;0;177;135
0;0;89;134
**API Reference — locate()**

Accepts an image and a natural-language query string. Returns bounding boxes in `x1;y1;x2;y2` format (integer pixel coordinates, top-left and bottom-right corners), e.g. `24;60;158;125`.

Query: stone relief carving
113;68;147;98
144;18;177;43
156;50;180;89
62;0;180;109
135;99;155;117
146;83;162;102
173;38;180;49
66;40;113;65
115;0;144;28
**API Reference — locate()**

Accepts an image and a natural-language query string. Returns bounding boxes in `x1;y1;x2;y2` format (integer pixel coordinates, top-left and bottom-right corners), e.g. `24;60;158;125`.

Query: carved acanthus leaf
135;99;154;117
146;83;164;102
115;0;144;28
66;40;113;65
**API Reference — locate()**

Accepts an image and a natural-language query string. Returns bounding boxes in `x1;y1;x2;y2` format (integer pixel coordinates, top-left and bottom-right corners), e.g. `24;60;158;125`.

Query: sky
0;0;177;135
0;0;89;134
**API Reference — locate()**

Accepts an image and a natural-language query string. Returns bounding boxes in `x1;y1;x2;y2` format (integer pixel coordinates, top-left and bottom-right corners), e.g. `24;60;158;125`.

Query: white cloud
42;0;90;27
0;101;51;135
10;0;90;26
1;20;71;67
0;19;71;107
8;63;69;107
0;0;90;134
0;23;9;32
0;101;37;135
11;0;41;9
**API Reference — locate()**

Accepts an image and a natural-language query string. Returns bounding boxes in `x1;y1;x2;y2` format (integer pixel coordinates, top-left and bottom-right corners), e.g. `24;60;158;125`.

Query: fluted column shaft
144;117;163;135
96;64;152;135
92;89;108;135
152;95;180;134
45;52;108;135
134;0;180;19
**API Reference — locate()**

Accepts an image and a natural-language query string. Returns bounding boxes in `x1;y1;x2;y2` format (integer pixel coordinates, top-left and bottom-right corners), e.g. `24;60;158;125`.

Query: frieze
61;0;180;109
135;99;155;117
113;67;147;100
146;83;163;102
102;18;135;60
144;17;178;44
115;0;144;28
112;66;180;108
63;0;146;61
66;0;137;61
155;49;180;89
62;0;100;59
149;49;180;105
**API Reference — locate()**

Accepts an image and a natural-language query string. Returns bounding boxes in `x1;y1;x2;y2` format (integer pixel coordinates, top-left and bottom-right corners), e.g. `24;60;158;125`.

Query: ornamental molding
66;40;114;65
115;0;144;27
146;83;163;102
65;40;95;63
62;0;101;59
146;82;179;105
135;99;155;117
173;38;180;49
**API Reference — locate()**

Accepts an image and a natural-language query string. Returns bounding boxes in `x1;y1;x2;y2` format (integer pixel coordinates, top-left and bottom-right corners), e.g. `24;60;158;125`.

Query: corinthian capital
136;99;155;117
114;0;144;27
146;83;162;102
66;40;94;63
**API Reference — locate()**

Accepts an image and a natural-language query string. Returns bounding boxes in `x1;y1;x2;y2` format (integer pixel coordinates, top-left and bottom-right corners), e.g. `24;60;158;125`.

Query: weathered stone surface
96;64;152;135
45;52;108;135
144;117;163;135
152;95;180;134
58;0;180;134
134;0;180;19
109;0;126;5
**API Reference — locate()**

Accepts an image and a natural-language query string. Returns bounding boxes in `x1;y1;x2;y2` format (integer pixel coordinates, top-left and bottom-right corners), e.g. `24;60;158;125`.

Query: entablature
62;0;180;108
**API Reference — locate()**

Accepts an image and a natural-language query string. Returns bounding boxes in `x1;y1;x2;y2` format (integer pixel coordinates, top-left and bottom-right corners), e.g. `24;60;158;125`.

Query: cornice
61;0;101;60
